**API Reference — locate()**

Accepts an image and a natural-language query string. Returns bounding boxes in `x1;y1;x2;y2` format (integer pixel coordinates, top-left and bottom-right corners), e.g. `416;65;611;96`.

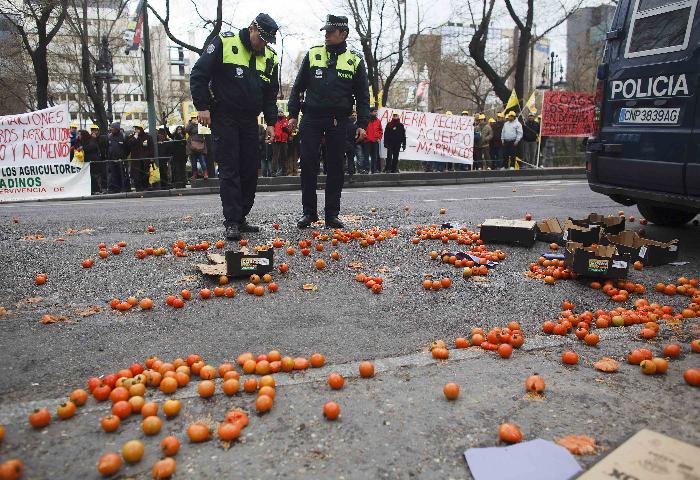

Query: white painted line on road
439;194;556;202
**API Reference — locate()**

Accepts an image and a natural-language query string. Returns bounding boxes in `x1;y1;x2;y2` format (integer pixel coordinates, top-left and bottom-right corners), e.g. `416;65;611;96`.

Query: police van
586;0;700;226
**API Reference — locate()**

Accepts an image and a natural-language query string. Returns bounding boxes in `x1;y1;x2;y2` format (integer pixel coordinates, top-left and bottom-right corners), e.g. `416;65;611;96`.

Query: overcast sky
149;0;609;82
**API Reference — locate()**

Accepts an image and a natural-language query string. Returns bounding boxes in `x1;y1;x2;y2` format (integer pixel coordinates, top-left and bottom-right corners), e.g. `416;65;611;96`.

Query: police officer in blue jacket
287;15;370;229
190;13;280;240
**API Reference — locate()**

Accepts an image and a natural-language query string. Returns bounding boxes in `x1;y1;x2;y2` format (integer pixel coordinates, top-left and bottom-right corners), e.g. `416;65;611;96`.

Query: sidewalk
6;167;585;203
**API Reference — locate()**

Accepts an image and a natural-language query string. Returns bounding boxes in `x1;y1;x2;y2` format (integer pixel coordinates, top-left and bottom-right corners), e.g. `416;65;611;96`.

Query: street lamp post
537;51;564;91
535;51;564;168
95;35;121;126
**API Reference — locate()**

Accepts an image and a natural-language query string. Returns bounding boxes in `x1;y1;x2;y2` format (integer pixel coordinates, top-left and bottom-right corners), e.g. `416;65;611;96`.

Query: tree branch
148;1;203;54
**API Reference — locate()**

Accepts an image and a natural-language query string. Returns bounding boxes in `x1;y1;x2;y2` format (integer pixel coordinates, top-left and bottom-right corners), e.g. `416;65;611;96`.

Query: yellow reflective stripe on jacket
220;33;278;82
308;46;359;75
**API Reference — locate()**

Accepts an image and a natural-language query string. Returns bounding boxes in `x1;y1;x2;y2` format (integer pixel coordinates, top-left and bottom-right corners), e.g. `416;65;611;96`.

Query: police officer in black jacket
190;13;280;240
288;14;370;229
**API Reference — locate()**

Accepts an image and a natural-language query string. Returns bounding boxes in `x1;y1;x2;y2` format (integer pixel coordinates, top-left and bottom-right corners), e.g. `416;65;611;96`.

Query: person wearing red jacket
272;109;290;176
363;106;383;173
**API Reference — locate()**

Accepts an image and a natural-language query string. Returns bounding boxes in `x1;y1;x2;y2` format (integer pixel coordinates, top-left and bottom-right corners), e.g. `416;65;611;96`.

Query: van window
625;0;697;57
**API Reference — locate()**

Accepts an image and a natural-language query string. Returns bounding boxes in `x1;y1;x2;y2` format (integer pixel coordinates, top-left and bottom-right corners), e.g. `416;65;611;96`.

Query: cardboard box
562;220;601;246
479;219;537;247
578;429;700;480
603;230;679;266
570;213;625;234
194;250;274;278
536;218;565;244
565;241;630;279
226;248;273;277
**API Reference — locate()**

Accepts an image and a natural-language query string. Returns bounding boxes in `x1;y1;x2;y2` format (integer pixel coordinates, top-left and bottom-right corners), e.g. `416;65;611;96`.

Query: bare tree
0;0;68;109
63;0;130;130
148;0;226;55
0;27;36;113
345;0;424;106
467;0;582;106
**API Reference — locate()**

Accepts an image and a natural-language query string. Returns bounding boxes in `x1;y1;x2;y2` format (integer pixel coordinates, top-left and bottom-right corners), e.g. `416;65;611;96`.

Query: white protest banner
377;108;473;164
0;104;90;202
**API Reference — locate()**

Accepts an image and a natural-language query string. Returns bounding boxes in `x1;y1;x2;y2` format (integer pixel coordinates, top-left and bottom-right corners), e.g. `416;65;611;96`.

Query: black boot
325;216;344;229
225;224;241;241
240;218;260;233
297;214;318;229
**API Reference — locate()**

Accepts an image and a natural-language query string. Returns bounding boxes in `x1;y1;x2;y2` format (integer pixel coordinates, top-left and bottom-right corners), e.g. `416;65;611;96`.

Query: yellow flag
525;91;536;112
505;88;519;111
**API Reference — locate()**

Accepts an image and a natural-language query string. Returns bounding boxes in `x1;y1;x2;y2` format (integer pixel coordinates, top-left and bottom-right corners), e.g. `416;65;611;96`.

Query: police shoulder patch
206;43;215;54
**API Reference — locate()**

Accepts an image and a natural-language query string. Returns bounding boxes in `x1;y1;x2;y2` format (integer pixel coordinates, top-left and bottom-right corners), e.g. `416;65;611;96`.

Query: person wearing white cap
501;111;522;169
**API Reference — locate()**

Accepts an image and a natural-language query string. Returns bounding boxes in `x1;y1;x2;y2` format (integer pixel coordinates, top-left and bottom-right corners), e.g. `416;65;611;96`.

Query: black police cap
253;13;278;44
320;14;349;31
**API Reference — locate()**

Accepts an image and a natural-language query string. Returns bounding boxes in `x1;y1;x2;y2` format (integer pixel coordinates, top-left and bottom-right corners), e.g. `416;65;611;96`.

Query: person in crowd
383;112;406;173
89;124;108;192
257;123;268;176
106;122;128;193
490;114;504;169
353;112;368;173
474;114;492;170
76;129;102;194
126;123;154;191
364;106;383;173
522;112;540;166
501;111;522;169
287;129;300;176
261;131;273;177
190;13;279;240
272;108;290;176
69;122;78;161
287;14;369;229
171;125;185;140
155;126;173;189
185;113;208;181
345;111;359;177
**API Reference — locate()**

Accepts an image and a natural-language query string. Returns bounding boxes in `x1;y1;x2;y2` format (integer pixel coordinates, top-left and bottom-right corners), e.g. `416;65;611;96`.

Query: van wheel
637;203;697;226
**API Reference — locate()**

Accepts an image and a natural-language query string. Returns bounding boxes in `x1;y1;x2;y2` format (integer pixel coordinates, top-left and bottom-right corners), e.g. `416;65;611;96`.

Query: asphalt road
0;179;699;479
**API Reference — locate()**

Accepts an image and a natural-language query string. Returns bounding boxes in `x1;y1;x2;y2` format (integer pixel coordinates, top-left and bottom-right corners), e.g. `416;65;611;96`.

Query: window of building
625;0;697;57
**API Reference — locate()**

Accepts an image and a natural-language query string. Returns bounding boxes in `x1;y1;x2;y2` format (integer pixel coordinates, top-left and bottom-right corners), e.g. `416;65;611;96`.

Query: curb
2;168;586;204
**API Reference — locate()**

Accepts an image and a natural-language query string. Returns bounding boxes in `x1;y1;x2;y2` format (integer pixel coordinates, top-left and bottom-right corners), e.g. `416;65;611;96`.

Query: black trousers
345;146;355;174
130;158;148;191
299;114;346;217
503;141;517;168
385;144;401;172
211;112;259;227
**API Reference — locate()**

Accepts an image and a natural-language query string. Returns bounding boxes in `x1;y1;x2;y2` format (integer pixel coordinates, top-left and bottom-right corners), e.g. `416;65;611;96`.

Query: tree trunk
32;47;50;109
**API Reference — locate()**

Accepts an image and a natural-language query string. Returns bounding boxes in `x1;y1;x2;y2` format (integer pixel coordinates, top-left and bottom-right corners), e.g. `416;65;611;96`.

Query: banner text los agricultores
0;104;90;201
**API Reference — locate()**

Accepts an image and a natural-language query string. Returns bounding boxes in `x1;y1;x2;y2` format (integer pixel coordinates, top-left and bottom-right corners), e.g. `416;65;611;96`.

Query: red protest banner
541;91;595;137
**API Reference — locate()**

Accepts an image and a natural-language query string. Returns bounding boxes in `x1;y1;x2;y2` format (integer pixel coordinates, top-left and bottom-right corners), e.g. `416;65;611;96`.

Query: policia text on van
586;0;700;226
